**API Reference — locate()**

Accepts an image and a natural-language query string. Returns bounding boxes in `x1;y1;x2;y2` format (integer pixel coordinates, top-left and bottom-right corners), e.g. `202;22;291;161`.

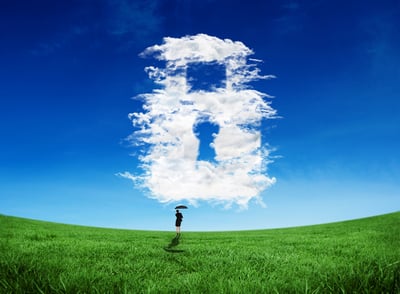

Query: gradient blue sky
1;0;399;231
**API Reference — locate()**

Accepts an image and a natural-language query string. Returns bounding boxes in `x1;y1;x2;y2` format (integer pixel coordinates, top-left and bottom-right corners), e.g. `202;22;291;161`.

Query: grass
1;212;399;293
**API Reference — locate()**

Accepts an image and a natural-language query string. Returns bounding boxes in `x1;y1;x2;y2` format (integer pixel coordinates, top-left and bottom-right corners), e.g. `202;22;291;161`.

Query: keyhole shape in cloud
121;34;277;208
193;119;219;163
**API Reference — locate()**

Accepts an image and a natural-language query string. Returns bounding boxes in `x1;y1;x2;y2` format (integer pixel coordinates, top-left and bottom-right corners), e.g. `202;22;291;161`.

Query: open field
1;212;399;293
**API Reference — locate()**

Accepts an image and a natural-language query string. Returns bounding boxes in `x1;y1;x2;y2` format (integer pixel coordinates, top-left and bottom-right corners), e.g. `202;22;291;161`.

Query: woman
175;209;183;234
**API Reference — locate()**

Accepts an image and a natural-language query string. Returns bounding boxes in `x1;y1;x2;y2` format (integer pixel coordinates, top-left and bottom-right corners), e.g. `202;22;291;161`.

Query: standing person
175;209;183;235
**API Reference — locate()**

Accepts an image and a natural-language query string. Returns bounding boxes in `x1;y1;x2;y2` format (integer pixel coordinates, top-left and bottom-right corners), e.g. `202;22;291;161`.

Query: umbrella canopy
175;205;188;209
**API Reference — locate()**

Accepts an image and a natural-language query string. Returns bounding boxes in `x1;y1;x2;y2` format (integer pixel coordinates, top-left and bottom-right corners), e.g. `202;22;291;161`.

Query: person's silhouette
175;209;183;234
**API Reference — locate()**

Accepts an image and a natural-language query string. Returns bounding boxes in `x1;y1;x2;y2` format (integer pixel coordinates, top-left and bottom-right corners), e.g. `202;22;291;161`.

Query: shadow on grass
164;234;185;253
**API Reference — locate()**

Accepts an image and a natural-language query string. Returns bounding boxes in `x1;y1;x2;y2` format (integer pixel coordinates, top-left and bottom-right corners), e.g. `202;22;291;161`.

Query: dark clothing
175;212;183;227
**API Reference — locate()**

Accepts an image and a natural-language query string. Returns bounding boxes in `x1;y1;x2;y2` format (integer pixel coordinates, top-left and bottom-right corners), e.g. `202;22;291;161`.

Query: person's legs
176;225;181;234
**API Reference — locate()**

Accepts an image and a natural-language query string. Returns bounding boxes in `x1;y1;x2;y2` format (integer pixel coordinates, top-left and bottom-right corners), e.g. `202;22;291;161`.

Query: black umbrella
175;205;188;209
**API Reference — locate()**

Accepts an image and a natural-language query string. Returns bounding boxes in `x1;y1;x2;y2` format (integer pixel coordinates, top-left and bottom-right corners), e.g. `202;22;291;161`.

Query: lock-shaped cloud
120;34;277;208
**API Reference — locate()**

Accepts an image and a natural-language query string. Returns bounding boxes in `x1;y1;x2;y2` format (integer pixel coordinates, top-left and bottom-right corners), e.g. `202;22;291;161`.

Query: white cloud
120;34;277;208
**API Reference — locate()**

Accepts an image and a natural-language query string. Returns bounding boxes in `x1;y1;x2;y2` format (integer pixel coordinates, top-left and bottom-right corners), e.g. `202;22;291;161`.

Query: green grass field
1;212;399;293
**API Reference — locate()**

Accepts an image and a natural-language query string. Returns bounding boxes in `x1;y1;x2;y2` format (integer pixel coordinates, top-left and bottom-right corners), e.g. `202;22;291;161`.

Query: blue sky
1;0;399;231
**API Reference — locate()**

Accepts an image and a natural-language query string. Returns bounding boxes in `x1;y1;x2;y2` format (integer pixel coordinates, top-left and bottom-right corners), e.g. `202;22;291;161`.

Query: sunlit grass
1;212;399;293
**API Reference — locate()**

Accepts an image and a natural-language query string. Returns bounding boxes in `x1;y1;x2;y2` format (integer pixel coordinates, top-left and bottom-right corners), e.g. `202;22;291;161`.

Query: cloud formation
121;34;277;208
